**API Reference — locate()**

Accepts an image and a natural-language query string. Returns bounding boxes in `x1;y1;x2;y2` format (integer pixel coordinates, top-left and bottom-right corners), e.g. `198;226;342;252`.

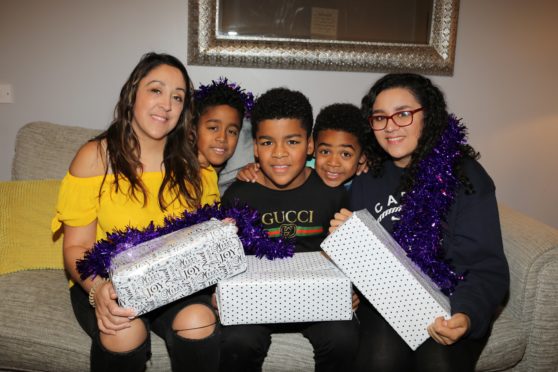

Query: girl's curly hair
361;73;479;194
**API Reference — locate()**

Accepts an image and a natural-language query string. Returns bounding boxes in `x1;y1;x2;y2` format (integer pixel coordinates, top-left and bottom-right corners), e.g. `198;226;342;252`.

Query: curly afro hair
313;103;372;156
250;87;313;138
193;80;247;129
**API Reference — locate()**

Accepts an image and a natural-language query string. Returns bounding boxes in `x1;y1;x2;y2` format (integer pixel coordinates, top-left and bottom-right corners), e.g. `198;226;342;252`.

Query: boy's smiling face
197;104;241;170
314;129;364;187
254;118;313;190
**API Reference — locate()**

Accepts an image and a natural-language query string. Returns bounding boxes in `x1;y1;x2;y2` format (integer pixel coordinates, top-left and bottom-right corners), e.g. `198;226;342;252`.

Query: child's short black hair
250;88;313;138
313;103;371;151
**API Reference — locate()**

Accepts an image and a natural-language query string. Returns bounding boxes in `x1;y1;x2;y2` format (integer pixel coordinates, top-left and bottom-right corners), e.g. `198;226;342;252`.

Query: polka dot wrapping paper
110;220;247;316
320;210;451;350
216;252;353;325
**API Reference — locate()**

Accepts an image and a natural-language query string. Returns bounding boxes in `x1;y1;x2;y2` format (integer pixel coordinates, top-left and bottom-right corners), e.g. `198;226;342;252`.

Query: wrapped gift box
110;219;247;315
320;209;451;350
217;252;352;325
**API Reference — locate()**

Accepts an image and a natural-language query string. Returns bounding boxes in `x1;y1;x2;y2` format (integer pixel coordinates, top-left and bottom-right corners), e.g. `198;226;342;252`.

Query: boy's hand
211;293;219;311
236;162;260;183
221;218;238;233
355;160;369;175
352;291;360;311
427;313;470;345
328;208;353;234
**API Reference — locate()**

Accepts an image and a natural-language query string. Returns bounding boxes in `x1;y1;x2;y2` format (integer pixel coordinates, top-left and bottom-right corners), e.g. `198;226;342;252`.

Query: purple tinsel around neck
76;203;294;280
392;114;467;295
194;77;255;118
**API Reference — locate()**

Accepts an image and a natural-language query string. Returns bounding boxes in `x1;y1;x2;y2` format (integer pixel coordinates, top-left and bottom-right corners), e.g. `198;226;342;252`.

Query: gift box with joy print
110;219;247;316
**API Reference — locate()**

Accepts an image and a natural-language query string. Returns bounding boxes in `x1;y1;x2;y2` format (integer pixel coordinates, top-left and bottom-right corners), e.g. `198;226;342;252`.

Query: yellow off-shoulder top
51;167;220;241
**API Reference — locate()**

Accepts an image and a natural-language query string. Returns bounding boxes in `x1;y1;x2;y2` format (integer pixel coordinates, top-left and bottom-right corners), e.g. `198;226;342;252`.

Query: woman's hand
328;208;353;234
236;163;260;183
427;313;470;345
94;280;136;335
63;223;134;335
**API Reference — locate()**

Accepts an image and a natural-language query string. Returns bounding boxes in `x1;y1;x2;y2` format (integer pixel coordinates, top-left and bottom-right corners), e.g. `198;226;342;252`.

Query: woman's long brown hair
94;52;201;210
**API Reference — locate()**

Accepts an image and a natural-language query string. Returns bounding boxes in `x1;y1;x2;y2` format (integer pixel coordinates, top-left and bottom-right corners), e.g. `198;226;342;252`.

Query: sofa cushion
264;333;313;372
0;270;90;371
0;270;174;372
476;312;525;371
0;179;64;275
12;121;101;180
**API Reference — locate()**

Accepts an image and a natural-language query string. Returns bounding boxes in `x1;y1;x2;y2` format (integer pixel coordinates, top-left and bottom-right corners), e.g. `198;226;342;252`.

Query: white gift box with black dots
216;252;353;325
320;209;451;350
110;219;247;316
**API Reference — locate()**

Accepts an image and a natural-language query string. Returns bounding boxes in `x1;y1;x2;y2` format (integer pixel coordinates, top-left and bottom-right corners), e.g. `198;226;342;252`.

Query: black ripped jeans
70;285;220;372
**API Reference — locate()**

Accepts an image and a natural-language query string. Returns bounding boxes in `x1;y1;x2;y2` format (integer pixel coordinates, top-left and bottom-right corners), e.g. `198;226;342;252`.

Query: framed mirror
188;0;459;75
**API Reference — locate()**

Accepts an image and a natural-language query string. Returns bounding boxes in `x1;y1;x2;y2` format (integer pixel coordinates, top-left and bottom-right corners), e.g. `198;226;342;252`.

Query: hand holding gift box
76;203;295;316
217;252;353;325
321;209;451;350
110;219;247;315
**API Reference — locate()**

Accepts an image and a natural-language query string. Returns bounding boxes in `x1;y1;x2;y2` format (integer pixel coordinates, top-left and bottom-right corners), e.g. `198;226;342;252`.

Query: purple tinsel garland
194;77;255;118
76;203;295;280
392;115;467;295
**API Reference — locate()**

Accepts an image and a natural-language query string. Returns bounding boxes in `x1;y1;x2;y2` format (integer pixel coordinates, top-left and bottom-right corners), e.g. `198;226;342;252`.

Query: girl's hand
427;313;470;345
329;208;353;234
236;163;260;183
94;281;136;335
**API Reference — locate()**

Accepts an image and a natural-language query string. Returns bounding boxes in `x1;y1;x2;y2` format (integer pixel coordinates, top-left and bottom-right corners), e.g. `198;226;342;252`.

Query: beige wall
1;0;557;228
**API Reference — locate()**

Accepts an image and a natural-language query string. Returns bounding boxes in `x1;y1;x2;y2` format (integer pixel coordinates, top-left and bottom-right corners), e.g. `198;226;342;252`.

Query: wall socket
0;84;14;103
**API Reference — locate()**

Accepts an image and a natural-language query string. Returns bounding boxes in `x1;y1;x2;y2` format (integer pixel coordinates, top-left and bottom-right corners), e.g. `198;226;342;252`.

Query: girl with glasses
330;73;509;372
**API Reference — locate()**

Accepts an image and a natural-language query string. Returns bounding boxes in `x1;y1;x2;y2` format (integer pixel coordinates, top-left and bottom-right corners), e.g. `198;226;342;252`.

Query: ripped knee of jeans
172;303;217;340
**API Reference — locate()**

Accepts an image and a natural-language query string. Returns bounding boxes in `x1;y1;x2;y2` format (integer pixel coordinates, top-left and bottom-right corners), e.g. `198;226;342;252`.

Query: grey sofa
1;121;557;372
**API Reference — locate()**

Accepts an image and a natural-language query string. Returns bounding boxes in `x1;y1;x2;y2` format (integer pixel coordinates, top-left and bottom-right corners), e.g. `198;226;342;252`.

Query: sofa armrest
498;204;558;371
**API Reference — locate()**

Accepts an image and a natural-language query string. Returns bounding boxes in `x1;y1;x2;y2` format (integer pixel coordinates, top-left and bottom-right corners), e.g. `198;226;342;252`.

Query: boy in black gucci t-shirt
219;88;358;372
223;170;346;253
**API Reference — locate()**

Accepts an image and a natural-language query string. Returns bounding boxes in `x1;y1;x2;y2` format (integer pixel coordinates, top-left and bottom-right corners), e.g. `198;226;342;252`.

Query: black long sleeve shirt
349;158;510;339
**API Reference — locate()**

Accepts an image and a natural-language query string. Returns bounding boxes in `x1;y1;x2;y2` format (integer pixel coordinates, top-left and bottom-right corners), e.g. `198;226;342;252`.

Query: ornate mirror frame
188;0;459;75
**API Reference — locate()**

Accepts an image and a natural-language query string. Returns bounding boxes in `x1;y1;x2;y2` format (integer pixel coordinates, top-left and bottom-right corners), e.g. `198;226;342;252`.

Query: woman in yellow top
53;52;220;372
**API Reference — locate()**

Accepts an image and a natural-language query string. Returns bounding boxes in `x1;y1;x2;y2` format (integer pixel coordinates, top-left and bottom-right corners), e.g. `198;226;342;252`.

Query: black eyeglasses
368;107;424;131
